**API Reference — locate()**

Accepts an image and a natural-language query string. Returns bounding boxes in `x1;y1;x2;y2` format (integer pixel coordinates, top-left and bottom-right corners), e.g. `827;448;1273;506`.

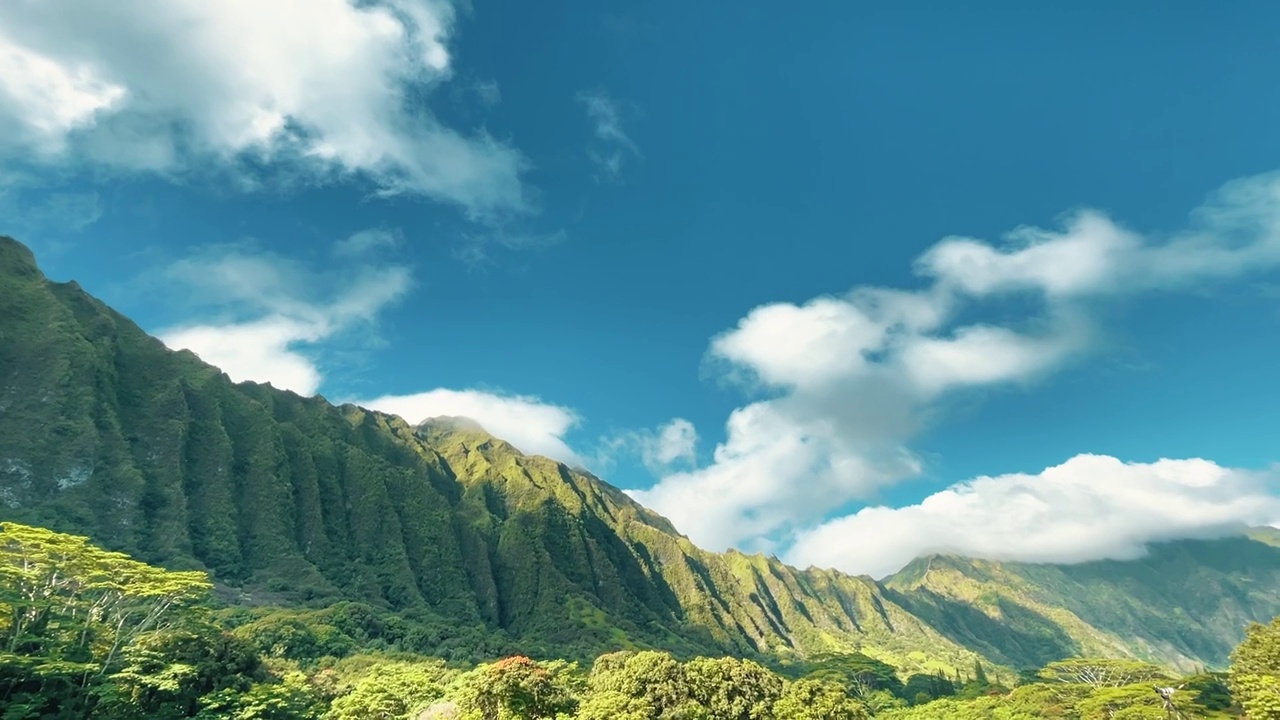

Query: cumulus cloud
917;173;1280;297
646;419;699;467
598;418;700;475
0;39;126;154
358;388;584;466
578;90;639;180
156;232;411;395
0;0;526;218
634;171;1280;556
787;455;1280;579
162;319;330;396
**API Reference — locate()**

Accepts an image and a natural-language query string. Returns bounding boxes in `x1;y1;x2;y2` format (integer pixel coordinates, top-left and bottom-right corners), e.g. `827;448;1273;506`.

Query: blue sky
4;1;1280;577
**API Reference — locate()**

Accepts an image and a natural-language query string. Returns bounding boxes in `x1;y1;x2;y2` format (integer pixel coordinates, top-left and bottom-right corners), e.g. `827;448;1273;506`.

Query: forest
3;521;1277;719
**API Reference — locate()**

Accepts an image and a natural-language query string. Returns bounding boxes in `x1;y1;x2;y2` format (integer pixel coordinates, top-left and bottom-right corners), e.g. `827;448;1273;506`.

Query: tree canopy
0;520;1269;719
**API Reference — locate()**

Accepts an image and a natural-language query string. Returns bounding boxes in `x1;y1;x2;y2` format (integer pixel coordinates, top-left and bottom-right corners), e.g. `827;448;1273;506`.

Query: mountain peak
419;415;489;435
414;415;521;458
0;236;41;280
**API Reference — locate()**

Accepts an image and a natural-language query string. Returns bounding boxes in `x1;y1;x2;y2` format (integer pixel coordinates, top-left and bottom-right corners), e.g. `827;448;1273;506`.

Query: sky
4;0;1280;579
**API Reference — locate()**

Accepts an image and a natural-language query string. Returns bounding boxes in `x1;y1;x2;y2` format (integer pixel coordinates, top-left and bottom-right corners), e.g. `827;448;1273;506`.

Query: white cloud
787;454;1280;579
636;171;1280;555
162;318;328;395
358;388;584;466
599;418;700;475
0;0;526;218
578;90;639;180
647;418;699;467
0;39;125;154
630;401;920;553
156;231;411;395
334;228;402;257
917;173;1280;297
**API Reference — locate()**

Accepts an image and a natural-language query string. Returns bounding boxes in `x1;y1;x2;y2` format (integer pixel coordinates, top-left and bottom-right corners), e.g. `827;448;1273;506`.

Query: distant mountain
1;234;1276;674
881;533;1280;672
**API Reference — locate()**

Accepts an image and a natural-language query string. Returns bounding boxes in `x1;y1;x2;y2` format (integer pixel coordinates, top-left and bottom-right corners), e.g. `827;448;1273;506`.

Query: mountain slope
882;535;1280;671
0;236;985;672
1;234;1278;674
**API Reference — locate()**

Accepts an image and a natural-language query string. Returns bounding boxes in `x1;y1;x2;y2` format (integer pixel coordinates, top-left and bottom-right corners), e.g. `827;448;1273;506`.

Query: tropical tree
901;672;956;705
772;678;869;720
0;522;214;716
1230;616;1280;719
585;650;694;718
326;661;449;720
452;655;581;720
684;656;784;720
796;653;903;699
1036;658;1172;689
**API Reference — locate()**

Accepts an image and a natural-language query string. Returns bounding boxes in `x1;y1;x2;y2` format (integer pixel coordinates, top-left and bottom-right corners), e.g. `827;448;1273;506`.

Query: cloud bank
595;418;701;476
631;171;1280;568
157;233;411;395
0;0;525;219
359;388;584;466
789;454;1280;579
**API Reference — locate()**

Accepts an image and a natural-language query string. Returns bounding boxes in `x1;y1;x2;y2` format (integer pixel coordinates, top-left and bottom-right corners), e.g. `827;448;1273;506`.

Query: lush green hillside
2;234;1278;679
881;536;1280;673
0;235;983;673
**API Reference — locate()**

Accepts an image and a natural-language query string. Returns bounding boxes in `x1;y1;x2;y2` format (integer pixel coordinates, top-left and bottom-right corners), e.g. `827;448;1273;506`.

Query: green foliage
1003;682;1092;718
586;650;693;717
0;511;1262;720
873;652;1245;720
575;689;655;720
195;672;324;720
684;656;783;719
0;522;216;715
901;672;956;705
1036;657;1172;688
97;626;265;718
0;522;290;717
1183;671;1235;713
771;679;868;719
1073;683;1166;719
325;661;449;720
225;603;514;665
786;652;905;699
0;521;212;664
1230;616;1280;719
451;656;581;720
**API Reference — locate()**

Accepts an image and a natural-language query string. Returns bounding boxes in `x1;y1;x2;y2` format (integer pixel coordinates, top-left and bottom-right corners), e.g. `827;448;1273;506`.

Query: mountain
0;235;988;673
1;234;1277;675
883;533;1280;673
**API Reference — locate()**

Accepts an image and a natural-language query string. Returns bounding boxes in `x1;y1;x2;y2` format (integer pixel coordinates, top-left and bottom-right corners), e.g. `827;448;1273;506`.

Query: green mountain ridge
883;535;1280;673
1;234;1277;676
